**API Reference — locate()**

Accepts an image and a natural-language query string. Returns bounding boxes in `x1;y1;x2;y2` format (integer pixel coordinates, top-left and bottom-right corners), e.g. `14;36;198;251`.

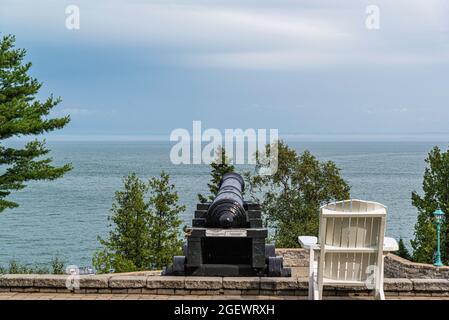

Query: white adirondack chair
298;199;399;300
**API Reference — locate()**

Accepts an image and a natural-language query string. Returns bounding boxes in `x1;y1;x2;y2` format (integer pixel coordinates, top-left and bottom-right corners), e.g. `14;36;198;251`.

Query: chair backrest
318;199;387;283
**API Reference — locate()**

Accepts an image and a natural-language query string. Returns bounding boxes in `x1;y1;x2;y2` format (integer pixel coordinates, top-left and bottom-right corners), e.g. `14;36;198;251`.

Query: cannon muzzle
205;172;247;228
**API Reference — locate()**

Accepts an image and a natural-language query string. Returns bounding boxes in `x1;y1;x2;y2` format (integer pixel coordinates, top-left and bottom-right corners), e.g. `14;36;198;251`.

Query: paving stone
142;288;158;294
174;289;190;295
86;289;99;294
207;290;221;295
223;289;242;295
282;290;299;296
39;288;58;293
98;288;112;294
189;289;208;295
242;289;260;295
127;288;143;294
110;288;128;294
157;289;175;295
10;287;39;293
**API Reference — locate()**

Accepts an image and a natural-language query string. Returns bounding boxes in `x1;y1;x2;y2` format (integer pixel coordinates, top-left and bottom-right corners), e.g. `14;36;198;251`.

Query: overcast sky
1;0;449;139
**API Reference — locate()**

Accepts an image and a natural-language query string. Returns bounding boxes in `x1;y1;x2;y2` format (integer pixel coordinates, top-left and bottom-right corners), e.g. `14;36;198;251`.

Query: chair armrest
298;236;319;250
383;237;399;252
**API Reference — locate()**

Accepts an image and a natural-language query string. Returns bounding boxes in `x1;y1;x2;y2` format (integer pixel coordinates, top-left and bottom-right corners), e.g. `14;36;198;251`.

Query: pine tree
411;146;449;263
198;146;235;203
0;35;71;212
396;238;412;261
147;171;185;269
93;172;185;273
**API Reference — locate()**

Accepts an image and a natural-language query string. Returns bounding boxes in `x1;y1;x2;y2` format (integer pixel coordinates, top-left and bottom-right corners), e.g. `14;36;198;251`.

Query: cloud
52;108;116;117
187;50;449;70
56;108;93;116
2;0;449;70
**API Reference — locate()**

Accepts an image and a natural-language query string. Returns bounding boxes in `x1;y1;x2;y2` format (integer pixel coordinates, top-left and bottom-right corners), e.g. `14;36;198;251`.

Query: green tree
0;35;71;212
245;140;351;248
411;146;449;263
198;146;234;203
93;173;149;273
147;171;185;269
396;238;412;261
93;172;185;273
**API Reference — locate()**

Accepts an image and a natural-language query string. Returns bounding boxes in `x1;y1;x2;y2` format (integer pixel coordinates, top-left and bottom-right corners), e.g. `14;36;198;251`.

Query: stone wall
0;274;448;297
275;248;309;267
0;248;447;297
384;254;449;279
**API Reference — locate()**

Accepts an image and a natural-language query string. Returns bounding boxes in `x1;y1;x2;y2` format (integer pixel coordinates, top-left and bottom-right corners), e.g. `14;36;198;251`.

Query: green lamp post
433;208;445;267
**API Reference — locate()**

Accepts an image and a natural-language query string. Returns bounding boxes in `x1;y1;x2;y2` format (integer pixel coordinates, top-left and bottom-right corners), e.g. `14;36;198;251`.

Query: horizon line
7;133;449;143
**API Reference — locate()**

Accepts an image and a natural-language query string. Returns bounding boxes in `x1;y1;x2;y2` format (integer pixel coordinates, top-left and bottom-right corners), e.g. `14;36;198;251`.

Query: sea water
0;140;446;267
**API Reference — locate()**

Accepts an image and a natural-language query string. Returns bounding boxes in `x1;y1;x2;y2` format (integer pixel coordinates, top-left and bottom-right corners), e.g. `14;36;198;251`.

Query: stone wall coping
146;276;185;289
109;275;147;288
383;278;413;291
185;277;222;290
411;279;449;291
386;254;449;271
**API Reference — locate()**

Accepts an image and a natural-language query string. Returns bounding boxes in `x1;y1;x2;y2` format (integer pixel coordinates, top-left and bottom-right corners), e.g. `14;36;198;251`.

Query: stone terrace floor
0;292;447;300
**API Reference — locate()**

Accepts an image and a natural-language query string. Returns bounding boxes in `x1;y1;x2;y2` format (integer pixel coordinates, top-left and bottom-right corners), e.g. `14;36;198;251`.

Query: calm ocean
0;140;447;268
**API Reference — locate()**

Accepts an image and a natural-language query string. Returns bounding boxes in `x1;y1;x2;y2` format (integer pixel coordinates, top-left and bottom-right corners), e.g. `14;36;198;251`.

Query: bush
0;257;65;274
93;172;185;273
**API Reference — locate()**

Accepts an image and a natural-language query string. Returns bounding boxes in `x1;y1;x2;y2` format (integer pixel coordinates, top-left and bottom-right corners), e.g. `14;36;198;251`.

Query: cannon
205;172;246;228
165;172;290;277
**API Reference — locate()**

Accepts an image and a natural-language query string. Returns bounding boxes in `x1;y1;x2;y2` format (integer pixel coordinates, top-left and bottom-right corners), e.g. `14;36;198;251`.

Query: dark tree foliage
396;238;412;261
93;172;185;273
245;140;351;247
0;35;71;212
411;146;449;263
198;146;235;203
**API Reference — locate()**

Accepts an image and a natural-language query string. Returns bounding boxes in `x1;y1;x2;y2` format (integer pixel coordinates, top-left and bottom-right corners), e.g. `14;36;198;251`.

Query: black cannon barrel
206;172;247;228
